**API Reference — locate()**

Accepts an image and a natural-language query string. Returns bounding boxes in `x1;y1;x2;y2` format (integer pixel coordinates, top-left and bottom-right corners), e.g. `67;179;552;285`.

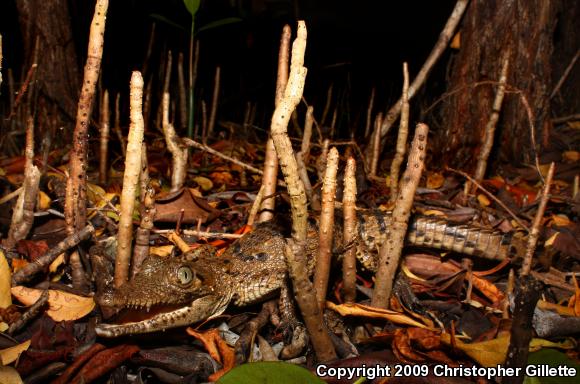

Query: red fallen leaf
549;226;580;260
569;277;580;317
393;328;425;363
209;171;234;186
68;344;139;384
16;240;49;262
404;254;505;307
407;328;442;350
16;317;77;376
0;156;27;174
1;155;54;175
393;328;456;366
50;343;106;384
16;346;73;377
483;178;537;206
186;328;235;382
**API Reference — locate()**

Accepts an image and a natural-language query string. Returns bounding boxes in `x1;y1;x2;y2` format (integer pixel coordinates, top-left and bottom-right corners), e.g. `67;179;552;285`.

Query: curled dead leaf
326;301;431;329
186;327;235;381
426;172;445;189
0;365;23;384
0;250;12;308
37;191;52;210
0;339;31;365
192;176;213;191
11;286;95;321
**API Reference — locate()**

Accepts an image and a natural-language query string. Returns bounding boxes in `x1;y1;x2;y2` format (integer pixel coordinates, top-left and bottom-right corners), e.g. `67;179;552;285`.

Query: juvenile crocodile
95;210;526;337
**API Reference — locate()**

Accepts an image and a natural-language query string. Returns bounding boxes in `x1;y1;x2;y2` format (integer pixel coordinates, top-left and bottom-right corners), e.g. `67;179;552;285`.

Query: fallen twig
7;289;48;335
447;167;530;232
11;224;95;285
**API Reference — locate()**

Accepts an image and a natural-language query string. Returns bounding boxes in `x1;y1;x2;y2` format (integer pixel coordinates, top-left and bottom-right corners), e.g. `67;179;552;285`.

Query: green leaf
183;0;200;17
197;17;243;33
523;349;580;384
217;362;325;384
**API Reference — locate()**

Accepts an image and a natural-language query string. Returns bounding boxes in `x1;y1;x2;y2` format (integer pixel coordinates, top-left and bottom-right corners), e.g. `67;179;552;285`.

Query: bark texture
439;0;559;168
15;0;79;121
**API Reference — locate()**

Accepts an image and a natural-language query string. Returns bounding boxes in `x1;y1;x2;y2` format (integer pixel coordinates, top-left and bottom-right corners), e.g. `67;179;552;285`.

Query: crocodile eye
177;266;194;285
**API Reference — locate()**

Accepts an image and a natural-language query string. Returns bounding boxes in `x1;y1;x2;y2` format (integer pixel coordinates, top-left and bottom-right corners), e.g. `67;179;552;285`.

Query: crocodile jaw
96;293;233;337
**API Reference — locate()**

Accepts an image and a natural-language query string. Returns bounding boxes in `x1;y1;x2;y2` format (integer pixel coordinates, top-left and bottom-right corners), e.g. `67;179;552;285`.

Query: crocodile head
101;254;224;309
95;250;235;337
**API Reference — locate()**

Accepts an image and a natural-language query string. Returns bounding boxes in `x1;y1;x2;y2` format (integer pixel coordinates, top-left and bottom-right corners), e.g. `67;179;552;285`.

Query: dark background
0;0;457;137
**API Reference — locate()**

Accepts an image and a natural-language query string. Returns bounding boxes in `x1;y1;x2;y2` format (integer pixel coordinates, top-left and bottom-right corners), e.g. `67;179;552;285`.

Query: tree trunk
16;0;79;129
551;0;580;118
438;0;559;169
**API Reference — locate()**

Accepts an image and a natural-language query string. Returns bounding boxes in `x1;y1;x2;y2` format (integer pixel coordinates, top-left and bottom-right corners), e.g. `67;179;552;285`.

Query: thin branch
521;163;555;276
153;228;243;239
183;137;285;187
342;157;357;303
314;147;339;310
369;112;382;178
98;89;110;185
389;62;410;201
162;92;188;191
11;224;95;285
469;53;510;192
379;0;468;138
270;21;337;362
259;25;291;223
207;66;221;138
364;87;375;138
447;167;530;232
65;0;109;233
550;49;579;99
115;71;144;288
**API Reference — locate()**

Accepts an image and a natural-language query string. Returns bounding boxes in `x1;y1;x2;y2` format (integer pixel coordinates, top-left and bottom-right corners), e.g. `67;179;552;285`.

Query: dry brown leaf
422;209;446;217
0;365;24;384
537;299;576;317
11;286;95;321
393;328;426;363
0;250;12;308
470;274;505;308
570;277;580;316
563;150;580;162
477;194;491;206
426;172;445;189
450;31;461;49
192;176;213;191
38;191;52;210
548;214;573;227
48;253;66;274
440;333;508;367
326;301;430;329
0;339;31;365
209;171;234;186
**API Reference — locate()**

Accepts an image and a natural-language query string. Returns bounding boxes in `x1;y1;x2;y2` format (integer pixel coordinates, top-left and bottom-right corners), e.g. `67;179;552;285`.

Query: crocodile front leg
96;293;233;337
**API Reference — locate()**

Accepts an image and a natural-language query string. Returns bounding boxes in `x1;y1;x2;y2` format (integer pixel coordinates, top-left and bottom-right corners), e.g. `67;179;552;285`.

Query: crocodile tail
407;216;521;261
